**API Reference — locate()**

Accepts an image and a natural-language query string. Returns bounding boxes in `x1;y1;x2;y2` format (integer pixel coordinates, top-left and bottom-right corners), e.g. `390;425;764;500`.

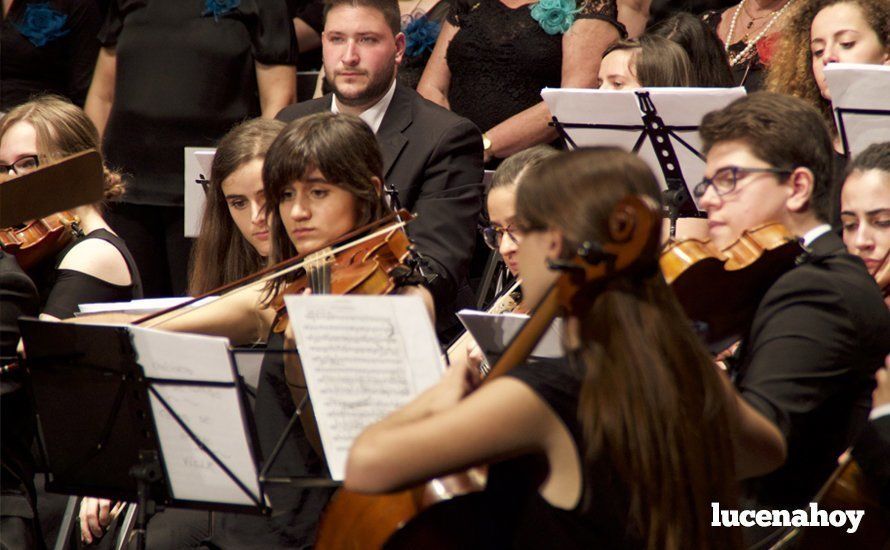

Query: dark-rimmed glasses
481;223;524;250
0;155;40;176
693;166;793;199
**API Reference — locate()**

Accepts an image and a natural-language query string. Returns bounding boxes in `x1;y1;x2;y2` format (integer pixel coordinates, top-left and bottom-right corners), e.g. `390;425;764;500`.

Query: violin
268;218;415;333
314;194;662;550
660;223;804;350
0;211;83;271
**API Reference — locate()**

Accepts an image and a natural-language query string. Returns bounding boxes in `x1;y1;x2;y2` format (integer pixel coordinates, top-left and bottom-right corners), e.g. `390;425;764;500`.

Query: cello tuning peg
576;241;614;265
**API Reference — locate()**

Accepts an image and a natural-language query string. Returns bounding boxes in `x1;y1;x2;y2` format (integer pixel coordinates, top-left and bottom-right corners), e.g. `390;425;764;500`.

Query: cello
314;194;662;549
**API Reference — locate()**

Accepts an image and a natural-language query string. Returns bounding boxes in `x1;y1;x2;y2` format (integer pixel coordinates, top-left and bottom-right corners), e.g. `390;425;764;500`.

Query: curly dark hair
766;0;890;130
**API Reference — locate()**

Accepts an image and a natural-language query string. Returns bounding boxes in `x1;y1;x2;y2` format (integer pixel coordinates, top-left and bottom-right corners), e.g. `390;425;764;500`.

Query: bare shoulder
58;238;132;286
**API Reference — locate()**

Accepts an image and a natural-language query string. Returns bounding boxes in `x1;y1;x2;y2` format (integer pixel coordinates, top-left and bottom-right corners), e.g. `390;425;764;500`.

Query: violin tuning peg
576;241;614;265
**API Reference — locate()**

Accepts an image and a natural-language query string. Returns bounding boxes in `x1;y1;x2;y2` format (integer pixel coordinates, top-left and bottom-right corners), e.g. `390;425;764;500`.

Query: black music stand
544;87;745;237
20;320;269;550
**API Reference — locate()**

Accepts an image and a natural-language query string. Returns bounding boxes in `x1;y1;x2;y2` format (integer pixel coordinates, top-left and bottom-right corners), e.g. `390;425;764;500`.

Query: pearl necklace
725;0;795;66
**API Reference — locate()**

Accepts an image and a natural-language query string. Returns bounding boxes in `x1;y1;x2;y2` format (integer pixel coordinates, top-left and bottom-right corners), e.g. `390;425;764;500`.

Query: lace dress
446;0;623;133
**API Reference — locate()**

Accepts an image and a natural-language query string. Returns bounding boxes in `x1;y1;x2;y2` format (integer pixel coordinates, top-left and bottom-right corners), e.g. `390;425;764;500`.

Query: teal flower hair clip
529;0;578;35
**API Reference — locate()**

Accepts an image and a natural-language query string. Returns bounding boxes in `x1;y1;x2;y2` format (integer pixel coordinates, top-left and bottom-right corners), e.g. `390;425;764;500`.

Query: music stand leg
128;451;161;550
662;189;687;240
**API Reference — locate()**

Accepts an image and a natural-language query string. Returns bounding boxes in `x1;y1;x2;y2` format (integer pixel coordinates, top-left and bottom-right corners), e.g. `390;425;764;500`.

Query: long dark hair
649;12;735;87
516;148;740;550
188;118;284;295
262;112;390;299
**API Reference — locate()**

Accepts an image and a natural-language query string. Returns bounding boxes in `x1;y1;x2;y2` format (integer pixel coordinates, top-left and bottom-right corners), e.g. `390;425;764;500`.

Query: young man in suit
697;92;890;545
277;0;484;336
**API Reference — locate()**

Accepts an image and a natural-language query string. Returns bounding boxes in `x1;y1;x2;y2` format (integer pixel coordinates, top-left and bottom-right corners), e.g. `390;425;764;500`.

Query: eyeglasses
0;155;40;176
693;166;793;199
481;223;524;250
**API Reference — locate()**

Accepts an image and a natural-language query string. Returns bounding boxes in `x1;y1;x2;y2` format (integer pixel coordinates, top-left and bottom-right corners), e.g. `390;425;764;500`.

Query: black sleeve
97;0;124;46
405;117;484;311
42;269;131;319
852;415;890;508
737;274;859;440
0;255;39;361
63;0;102;106
294;0;325;35
575;0;626;38
246;0;298;65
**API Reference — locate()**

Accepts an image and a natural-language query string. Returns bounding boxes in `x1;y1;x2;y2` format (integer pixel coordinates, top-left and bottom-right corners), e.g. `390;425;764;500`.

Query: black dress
30;228;143;318
1;0;102;110
98;0;297;207
445;0;622;133
702;9;779;93
387;357;643;549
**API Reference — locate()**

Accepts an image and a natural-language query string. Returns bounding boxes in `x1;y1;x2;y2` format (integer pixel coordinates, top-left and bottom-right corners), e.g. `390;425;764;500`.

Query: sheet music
824;64;890;157
457;310;564;365
131;325;233;383
130;326;263;506
284;295;444;480
184;148;216;238
149;385;262;506
542;87;746;209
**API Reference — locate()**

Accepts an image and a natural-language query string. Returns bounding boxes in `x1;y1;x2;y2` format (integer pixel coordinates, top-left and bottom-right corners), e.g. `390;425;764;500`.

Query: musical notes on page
284;295;444;480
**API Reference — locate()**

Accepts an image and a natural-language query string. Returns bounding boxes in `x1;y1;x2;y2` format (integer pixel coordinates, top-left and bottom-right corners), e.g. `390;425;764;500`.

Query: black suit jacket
277;85;485;332
1;250;40;531
853;414;890;509
735;231;890;511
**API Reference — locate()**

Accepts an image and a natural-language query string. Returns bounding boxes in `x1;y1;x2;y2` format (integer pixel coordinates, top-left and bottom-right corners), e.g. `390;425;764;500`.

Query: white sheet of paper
77;296;218;315
541;87;746;210
284;294;444;480
184;148;216;238
149;385;261;505
131;325;233;383
456;310;564;365
824;64;890;157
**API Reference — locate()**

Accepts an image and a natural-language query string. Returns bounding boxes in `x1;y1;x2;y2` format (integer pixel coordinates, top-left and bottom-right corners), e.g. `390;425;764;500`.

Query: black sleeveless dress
32;228;143;318
387;356;644;549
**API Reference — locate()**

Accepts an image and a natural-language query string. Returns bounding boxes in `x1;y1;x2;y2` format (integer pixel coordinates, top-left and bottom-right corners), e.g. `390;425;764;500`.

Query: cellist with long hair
345;148;784;548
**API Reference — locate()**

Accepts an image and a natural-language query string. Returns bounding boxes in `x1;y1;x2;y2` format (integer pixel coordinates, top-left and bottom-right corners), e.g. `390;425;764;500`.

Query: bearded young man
277;0;484;336
696;92;890;546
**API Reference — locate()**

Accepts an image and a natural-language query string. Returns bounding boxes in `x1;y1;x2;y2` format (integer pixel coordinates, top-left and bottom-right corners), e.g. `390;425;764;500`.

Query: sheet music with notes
824;64;890;157
130;327;263;506
284;295;444;480
542;87;745;210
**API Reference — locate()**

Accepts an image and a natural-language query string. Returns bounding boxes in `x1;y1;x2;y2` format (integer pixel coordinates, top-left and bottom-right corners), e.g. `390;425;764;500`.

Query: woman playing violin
346;148;747;549
840;142;890;307
0;95;142;320
78;112;429;548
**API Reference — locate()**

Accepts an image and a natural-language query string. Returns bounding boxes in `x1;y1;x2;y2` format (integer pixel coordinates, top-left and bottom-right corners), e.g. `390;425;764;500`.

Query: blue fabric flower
403;16;441;58
202;0;240;21
529;0;577;35
14;3;69;47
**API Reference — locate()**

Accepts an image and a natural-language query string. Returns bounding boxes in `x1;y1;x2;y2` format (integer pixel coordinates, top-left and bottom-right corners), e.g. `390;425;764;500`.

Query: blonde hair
767;0;890;130
0;95;124;201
